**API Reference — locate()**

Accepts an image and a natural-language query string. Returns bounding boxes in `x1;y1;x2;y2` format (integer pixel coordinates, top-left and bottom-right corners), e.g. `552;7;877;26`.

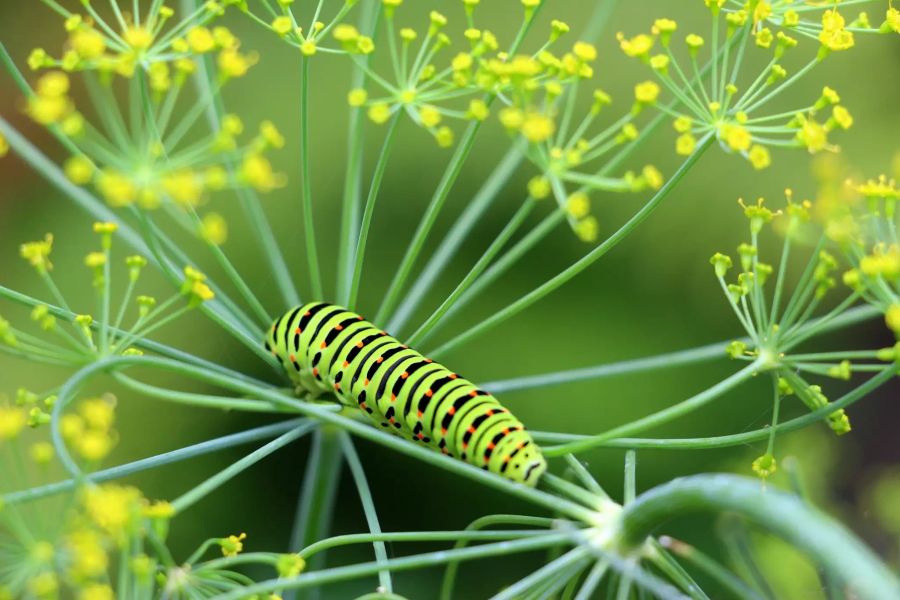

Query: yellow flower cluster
60;394;118;462
28;3;250;81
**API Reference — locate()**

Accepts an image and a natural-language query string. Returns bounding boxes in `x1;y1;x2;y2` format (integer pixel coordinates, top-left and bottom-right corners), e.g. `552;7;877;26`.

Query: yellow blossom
419;105;442;128
20;234;54;271
0;406;27;439
124;26;154;51
97;170;137;206
798;118;828;153
566;192;590;218
187;27;216;53
200;212;228;245
219;532;247;557
218;48;257;78
617;33;654;57
748;145;771;170
70;28;106;59
575;216;599;243
723;124;752;152
520;113;555;143
887;305;900;334
832;105;853;129
82;485;143;538
368;103;392;124
527;176;551;200
634;81;660;104
241;154;284;192
676;133;696;155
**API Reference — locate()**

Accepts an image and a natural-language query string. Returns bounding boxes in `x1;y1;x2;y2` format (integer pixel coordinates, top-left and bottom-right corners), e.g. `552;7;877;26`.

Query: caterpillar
266;302;546;486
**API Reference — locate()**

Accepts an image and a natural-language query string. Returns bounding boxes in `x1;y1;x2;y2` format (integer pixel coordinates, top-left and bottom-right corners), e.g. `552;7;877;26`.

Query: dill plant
0;0;898;598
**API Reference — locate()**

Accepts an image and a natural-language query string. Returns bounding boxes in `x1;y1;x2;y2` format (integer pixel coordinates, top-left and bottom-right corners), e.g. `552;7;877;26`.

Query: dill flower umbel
710;188;898;478
1;224;213;368
617;1;892;170
21;2;283;224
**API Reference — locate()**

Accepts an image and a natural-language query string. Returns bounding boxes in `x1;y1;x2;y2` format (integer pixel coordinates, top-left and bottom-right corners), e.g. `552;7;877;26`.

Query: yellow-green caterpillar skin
266;302;546;486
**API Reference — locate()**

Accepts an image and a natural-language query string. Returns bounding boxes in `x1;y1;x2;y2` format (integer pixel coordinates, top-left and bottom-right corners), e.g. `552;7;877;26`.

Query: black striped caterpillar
266;302;546;485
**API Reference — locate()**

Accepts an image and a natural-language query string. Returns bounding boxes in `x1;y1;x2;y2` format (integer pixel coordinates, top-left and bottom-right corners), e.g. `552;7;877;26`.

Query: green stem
171;422;315;513
286;428;344;600
340;434;392;593
533;362;896;450
215;532;578;600
2;420;309;506
300;56;324;300
428;134;715;359
543;360;764;456
386;145;524;334
619;475;900;600
406;197;536;346
337;0;381;305
45;357;611;523
347;113;402;310
375;118;486;324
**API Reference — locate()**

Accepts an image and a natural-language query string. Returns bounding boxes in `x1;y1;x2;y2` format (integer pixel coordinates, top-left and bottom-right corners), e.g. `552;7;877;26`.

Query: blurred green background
1;1;899;597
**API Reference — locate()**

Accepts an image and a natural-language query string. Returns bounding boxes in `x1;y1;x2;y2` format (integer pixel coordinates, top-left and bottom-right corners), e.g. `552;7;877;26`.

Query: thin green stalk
340;434;392;594
386;145;524;334
659;537;765;600
574;561;609;600
543;360;764;456
482;342;726;394
406;198;536;346
300;529;549;562
428;134;715;359
441;514;560;600
337;0;381;304
347;113;402;310
0;283;274;387
493;548;591;600
286;428;344;600
2;420;309;506
171;423;315;513
437;208;566;328
215;532;578;600
112;373;279;413
299;56;324;300
532;363;896;451
620;475;900;600
375;117;486;324
184;0;300;307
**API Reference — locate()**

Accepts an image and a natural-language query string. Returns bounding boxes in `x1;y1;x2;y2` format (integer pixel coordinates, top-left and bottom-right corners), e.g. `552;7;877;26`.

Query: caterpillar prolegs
266;302;546;486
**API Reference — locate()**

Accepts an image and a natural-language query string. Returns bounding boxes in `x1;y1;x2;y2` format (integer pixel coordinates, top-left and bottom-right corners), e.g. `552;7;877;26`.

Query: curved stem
619;474;900;600
48;356;596;523
543;359;764;456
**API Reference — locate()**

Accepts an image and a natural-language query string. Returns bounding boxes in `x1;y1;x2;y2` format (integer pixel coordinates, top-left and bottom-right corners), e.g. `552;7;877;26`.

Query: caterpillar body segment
266;302;546;486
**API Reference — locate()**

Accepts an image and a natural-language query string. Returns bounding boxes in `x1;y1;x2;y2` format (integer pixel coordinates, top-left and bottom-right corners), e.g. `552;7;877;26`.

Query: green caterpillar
266;302;546;485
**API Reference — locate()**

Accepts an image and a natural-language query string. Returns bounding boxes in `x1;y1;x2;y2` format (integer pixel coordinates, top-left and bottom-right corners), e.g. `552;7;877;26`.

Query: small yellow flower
748;145;771;170
520;113;555;143
419;105;442;128
70;28;106;59
271;16;293;37
20;234;54;272
82;485;143;538
575;216;599;243
97;170;137;206
886;304;900;334
218;48;257;78
527;176;551;200
277;554;306;577
0;406;27;439
368;103;392;124
219;532;247;557
831;105;853;129
634;81;660;104
466;99;489;121
617;33;654;57
241;154;285;192
187;27;216;53
752;454;777;478
124;26;154;51
572;41;597;62
566;192;590;218
162;170;204;206
434;126;454;148
797;118;828;153
723;125;752;152
79;584;115;600
200;212;228;245
642;165;664;190
348;88;367;107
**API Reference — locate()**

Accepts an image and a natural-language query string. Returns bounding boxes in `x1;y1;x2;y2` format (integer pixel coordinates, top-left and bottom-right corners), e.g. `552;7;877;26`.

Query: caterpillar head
511;450;546;486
